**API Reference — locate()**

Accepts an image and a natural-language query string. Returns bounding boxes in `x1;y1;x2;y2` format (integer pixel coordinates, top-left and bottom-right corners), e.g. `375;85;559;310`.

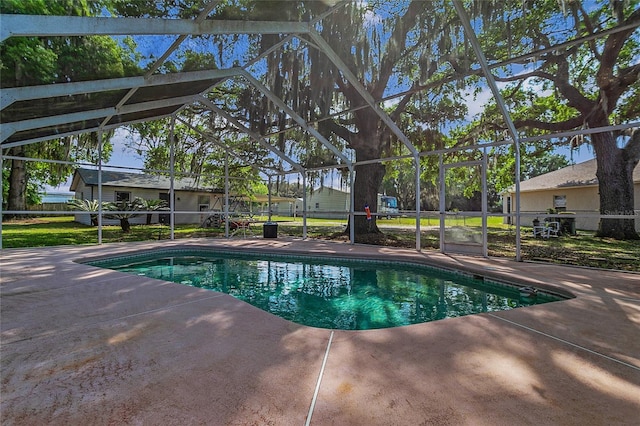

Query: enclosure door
439;157;488;257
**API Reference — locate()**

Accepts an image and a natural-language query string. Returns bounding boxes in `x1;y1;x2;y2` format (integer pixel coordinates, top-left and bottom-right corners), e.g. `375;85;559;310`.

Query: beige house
305;186;350;219
503;159;640;231
303;186;401;219
69;168;297;226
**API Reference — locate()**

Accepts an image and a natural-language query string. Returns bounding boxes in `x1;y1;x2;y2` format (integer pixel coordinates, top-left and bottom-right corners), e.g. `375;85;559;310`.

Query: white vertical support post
414;155;421;251
349;166;355;245
452;0;522;260
97;130;103;245
515;147;522;261
302;173;308;239
439;154;445;253
168;117;176;240
224;151;230;238
0;148;4;249
482;149;488;258
268;175;273;222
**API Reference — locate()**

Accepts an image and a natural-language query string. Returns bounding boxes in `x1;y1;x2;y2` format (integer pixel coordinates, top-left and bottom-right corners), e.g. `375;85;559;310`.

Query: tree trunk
7;147;28;219
591;130;639;239
120;218;131;233
346;161;386;235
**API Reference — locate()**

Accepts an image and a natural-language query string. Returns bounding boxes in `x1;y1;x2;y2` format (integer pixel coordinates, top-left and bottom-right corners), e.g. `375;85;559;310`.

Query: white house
69;168;296;226
503;159;640;231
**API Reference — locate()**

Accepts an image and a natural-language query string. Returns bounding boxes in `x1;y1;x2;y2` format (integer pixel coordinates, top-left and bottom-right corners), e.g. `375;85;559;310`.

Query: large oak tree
474;0;639;239
301;1;638;238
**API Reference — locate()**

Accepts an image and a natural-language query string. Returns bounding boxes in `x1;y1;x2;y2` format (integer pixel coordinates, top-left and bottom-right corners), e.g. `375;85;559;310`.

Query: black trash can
559;215;576;235
263;222;278;238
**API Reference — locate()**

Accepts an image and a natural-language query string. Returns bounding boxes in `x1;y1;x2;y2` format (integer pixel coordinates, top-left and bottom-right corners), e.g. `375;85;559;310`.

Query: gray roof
514;159;640;193
70;168;215;192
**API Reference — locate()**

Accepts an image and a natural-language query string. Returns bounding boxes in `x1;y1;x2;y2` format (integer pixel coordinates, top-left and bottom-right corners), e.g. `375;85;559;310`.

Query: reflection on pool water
89;250;566;330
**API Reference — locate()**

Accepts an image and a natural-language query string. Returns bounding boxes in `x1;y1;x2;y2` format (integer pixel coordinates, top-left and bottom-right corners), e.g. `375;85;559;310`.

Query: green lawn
1;216;225;247
2;215;638;272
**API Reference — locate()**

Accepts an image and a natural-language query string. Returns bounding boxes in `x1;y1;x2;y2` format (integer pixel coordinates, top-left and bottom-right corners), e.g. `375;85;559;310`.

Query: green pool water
89;250;565;330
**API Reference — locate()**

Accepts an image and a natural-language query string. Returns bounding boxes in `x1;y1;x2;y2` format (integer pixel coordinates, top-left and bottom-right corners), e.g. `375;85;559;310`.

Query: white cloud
105;128;144;170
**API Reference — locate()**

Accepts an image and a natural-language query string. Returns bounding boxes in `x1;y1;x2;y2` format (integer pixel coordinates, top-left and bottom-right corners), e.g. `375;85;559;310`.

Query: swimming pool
88;250;566;330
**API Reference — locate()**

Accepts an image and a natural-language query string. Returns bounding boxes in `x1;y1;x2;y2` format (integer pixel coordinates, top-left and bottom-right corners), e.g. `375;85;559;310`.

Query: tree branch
616;62;640;92
598;62;640;116
317;116;356;146
597;8;640;90
389;87;416;123
513;115;586;132
493;69;554;82
373;0;425;99
574;2;602;61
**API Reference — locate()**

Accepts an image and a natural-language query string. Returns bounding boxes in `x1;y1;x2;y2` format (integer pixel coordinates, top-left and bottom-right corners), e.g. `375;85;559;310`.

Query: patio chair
533;223;547;238
230;216;255;238
546;221;560;238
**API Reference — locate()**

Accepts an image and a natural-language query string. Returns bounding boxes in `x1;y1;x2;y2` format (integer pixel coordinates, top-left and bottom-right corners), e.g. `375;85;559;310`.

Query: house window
553;195;567;212
115;191;130;202
198;195;210;212
315;202;320;209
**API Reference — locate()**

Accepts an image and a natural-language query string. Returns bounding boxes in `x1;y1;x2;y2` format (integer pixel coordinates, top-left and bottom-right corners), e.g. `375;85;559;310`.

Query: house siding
72;183;215;226
306;187;350;219
505;183;640;232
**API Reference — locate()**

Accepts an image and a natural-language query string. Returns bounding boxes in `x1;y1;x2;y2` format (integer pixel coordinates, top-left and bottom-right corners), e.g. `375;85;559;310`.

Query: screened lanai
1;1;639;260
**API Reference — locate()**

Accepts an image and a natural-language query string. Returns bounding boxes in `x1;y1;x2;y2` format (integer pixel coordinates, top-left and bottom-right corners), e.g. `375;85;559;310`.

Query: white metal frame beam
1;68;240;109
1;94;200;143
0;15;311;42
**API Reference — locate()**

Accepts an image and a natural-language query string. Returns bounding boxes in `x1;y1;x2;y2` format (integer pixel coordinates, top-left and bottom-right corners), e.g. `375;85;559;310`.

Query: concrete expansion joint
487;313;640;371
305;330;334;426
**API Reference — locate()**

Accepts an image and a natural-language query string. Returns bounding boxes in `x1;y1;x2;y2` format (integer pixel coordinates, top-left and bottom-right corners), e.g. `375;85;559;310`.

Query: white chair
533;224;547;238
546;221;560;238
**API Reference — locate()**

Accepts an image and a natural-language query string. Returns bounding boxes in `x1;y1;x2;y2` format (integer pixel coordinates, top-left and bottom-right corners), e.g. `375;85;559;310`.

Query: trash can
263;222;278;238
559;214;576;235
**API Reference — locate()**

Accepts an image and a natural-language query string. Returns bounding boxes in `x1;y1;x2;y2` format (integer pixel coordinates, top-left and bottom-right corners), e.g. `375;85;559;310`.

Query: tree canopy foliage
1;0;140;215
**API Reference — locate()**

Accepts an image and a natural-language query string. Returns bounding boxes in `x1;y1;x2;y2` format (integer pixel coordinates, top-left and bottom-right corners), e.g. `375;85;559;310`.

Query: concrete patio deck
1;238;639;425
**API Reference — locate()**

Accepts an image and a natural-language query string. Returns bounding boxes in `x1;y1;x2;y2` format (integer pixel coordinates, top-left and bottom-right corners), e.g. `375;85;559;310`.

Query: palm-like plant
68;197;169;232
136;198;169;225
104;198;145;233
67;199;103;226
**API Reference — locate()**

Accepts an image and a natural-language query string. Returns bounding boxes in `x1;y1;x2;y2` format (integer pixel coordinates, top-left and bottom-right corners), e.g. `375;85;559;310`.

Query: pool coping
2;237;639;425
